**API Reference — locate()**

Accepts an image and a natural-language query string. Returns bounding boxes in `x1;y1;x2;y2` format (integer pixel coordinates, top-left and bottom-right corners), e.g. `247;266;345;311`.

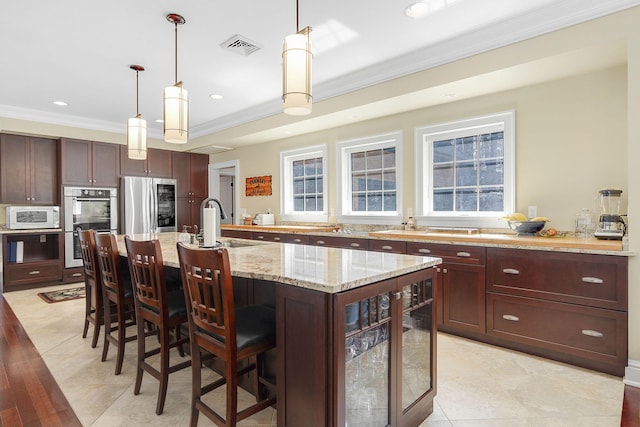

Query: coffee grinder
594;189;626;240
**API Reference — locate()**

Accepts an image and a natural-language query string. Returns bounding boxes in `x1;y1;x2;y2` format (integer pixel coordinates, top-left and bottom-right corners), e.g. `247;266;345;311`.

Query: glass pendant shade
282;30;312;115
164;82;189;144
127;115;147;160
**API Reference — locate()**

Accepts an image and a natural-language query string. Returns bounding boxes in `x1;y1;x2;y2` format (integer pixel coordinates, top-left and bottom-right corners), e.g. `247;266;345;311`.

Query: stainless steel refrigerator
121;176;177;234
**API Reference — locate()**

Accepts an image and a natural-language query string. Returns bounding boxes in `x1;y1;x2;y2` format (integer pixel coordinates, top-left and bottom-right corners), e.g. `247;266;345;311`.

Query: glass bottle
575;208;595;239
179;225;191;243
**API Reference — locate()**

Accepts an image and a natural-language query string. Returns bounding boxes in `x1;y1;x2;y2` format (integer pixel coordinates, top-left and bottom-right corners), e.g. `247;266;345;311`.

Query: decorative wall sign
246;175;272;196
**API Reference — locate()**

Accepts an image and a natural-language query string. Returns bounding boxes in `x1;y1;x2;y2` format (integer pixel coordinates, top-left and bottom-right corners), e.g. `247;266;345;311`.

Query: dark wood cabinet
2;232;63;289
60;138;119;187
1;134;58;205
172;151;208;229
368;238;406;253
407;242;486;335
120;146;172;178
308;234;369;250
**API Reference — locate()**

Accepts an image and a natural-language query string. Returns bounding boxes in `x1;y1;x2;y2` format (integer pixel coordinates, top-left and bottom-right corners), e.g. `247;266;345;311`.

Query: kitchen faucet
199;198;227;243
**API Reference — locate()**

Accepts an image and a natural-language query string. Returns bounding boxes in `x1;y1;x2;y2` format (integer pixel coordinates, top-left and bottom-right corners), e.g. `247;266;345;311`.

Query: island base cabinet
487;293;627;376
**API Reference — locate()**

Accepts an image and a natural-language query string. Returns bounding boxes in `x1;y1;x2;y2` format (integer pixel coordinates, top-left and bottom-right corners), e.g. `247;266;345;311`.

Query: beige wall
212;66;628;232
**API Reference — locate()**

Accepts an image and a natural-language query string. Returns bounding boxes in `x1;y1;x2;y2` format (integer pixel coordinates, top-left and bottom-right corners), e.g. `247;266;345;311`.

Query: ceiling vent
220;34;262;56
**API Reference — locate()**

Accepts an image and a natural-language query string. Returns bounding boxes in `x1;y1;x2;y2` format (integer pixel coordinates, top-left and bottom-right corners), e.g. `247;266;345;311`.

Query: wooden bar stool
124;236;191;415
94;232;137;375
177;242;276;427
77;228;102;348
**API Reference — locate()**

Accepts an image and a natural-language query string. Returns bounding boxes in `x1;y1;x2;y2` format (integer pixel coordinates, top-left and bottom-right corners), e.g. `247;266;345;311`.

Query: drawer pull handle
457;251;471;257
418;248;431;254
293;239;302;243
582;329;604;338
72;273;83;277
502;314;519;321
29;270;41;275
350;243;360;248
581;277;604;284
316;240;325;245
381;245;393;250
503;268;520;275
273;237;281;241
257;236;264;239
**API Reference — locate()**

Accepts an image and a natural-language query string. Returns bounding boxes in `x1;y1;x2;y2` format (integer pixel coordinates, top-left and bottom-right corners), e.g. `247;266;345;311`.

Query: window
280;145;328;222
337;132;403;224
416;111;515;228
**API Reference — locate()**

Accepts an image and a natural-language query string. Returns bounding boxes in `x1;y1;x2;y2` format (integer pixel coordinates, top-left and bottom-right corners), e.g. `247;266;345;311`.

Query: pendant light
127;65;147;160
164;13;189;144
282;0;312;115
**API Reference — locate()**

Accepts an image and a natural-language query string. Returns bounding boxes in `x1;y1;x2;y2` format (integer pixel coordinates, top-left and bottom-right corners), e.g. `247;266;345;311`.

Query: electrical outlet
527;206;537;219
40;234;46;243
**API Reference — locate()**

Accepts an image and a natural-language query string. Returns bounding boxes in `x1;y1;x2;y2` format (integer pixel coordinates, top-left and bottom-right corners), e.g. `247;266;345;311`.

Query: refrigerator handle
150;181;157;233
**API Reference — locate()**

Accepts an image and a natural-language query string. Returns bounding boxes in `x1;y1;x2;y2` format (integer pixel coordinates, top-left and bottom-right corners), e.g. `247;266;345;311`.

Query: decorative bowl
508;220;546;236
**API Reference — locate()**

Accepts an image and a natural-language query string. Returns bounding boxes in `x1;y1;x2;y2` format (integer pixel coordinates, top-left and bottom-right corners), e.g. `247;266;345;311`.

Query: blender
594;189;626;240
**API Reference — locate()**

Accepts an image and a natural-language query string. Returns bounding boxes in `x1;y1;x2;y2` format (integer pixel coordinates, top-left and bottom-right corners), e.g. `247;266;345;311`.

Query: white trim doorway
209;160;240;225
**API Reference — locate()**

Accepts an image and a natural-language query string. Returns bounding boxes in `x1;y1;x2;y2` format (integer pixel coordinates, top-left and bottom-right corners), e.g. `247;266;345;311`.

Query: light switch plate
527;206;537;219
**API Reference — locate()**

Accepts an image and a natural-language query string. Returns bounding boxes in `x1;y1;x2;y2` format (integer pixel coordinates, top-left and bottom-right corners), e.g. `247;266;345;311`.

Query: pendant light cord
135;69;140;117
174;22;179;84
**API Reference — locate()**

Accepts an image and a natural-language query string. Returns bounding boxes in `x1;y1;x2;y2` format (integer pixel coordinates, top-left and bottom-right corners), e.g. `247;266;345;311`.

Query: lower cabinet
276;268;437;426
3;232;63;289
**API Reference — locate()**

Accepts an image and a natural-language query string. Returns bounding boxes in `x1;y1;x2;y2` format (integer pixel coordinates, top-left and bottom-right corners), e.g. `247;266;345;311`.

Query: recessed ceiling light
405;2;428;18
210;94;224;100
53;101;68;106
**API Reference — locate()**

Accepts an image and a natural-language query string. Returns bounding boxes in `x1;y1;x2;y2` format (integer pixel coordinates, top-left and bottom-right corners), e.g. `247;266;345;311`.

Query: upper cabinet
60;138;119;187
172;151;209;229
1;134;59;205
120;146;172;178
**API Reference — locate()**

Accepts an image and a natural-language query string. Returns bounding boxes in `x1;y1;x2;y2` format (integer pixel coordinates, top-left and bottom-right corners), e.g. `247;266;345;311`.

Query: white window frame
415;111;515;229
280;144;328;222
337;131;403;225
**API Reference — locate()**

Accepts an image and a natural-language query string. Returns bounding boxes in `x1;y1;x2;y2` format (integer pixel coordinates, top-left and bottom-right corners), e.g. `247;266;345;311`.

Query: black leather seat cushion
199;305;276;350
139;289;187;319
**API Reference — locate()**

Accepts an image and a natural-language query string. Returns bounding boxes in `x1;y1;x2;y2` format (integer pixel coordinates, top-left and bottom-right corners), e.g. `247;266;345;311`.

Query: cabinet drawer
407;242;485;265
281;234;309;245
308;235;369;250
5;261;62;285
221;229;252;239
487;293;627;367
368;239;406;254
63;267;85;283
487;248;627;310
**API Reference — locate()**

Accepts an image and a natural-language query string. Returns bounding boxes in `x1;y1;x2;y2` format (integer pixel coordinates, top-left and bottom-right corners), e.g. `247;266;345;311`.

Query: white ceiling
1;0;638;153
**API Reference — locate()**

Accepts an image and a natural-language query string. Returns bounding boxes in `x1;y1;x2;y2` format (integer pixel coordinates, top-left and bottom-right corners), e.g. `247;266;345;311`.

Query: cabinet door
172;151;191;197
190;153;209;197
147;148;172;178
30;137;58;204
61;138;92;185
91;141;119;187
119;144;147;176
176;197;193;231
1;134;30;203
441;262;486;334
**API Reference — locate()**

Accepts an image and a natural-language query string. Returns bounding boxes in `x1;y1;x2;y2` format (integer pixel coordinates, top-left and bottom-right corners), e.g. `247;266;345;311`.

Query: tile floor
3;284;624;426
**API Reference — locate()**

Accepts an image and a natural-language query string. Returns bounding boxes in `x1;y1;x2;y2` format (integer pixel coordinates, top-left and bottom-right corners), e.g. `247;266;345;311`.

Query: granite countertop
222;224;340;233
115;232;441;294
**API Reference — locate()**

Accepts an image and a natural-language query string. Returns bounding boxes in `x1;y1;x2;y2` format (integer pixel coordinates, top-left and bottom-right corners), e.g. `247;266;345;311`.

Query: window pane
304;159;315;175
383;147;396;168
305;177;316;193
479;132;504;159
294;196;304;211
456;136;476;161
433;189;453;211
383;171;396;190
456;189;477;211
367;192;382;211
305;196;316;211
384;193;396;211
479;159;503;186
315;157;323;174
293;179;304;195
352;173;367;191
317;177;323;192
433;140;453;163
352;193;366;211
479;188;504;211
456;162;477;186
368;172;383;191
433;165;454;188
366;149;382;170
352;152;366;172
293;160;304;177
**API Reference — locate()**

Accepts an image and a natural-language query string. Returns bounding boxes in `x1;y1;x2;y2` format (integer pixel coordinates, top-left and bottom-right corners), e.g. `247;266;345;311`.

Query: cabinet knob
381;245;393;250
273;237;281;241
257;236;264;239
502;314;520;321
503;268;520;275
418;248;431;254
350;242;361;248
29;270;41;275
72;272;82;277
456;251;471;257
581;329;604;338
443;268;448;273
316;240;325;245
293;239;302;243
581;277;604;284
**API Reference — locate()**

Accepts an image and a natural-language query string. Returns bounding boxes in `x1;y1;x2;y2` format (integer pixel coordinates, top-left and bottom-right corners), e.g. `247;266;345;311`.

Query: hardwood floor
0;294;81;427
0;290;638;426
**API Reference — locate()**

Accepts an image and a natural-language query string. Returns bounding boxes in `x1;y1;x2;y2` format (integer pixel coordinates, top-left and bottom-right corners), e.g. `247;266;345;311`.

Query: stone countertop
115;232;441;294
0;227;62;234
222;224;340;233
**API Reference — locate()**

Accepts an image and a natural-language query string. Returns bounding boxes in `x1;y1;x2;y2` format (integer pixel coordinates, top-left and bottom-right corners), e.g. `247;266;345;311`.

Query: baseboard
624;360;640;387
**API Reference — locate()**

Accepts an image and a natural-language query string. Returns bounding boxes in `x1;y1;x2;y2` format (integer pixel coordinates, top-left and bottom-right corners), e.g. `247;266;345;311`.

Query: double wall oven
64;187;118;268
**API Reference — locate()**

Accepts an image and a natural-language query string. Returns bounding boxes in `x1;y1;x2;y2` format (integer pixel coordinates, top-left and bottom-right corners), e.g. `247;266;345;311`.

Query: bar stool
124;236;191;415
176;242;276;427
94;232;137;375
77;228;102;348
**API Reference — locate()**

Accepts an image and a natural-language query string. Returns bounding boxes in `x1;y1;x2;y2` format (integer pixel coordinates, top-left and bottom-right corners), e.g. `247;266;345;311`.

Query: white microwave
6;206;60;230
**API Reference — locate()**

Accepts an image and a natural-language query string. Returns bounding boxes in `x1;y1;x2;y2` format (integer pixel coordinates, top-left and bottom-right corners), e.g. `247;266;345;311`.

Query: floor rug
37;286;85;303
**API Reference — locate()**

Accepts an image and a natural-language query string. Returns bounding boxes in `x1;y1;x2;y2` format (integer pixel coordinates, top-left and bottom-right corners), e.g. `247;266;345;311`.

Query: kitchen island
116;232;442;426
